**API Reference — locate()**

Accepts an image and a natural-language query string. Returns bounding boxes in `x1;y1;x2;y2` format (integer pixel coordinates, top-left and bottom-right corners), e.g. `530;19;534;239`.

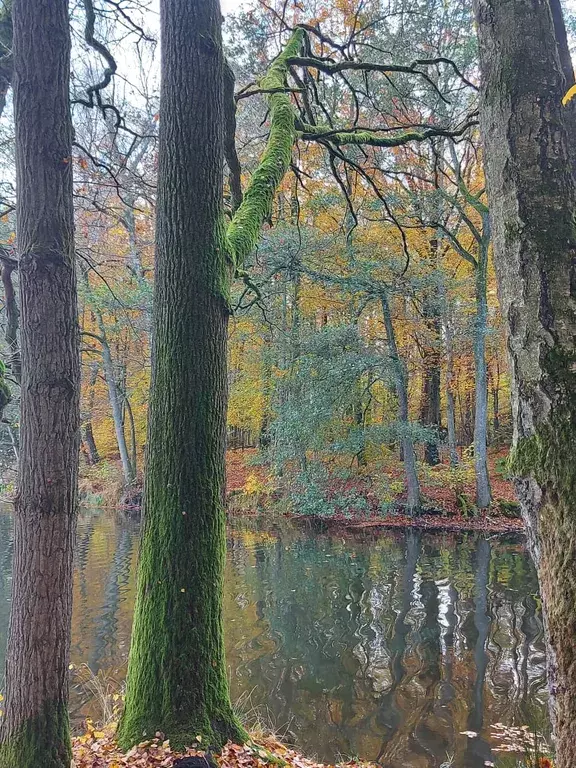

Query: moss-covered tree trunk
475;0;576;763
117;0;243;750
0;0;80;763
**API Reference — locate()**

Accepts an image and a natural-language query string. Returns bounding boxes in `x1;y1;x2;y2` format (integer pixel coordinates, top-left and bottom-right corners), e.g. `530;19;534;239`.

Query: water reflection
0;509;547;768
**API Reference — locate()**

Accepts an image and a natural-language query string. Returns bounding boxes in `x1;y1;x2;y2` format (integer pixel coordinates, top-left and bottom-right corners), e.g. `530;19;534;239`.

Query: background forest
0;0;530;521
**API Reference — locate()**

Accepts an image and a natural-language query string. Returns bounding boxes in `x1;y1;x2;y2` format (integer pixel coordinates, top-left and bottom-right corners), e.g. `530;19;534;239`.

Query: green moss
296;122;451;148
226;28;304;272
509;347;576;504
116;447;247;750
0;701;71;768
497;499;522;519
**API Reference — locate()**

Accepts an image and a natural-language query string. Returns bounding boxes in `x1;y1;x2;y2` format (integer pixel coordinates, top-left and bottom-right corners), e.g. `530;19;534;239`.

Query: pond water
0;509;548;768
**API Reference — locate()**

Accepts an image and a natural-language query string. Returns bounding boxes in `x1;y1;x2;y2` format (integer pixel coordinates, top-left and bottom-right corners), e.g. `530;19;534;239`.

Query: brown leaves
72;723;204;768
71;728;377;768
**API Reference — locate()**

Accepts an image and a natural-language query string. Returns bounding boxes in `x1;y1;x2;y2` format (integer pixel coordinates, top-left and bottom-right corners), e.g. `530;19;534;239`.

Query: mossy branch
296;119;477;147
226;28;304;271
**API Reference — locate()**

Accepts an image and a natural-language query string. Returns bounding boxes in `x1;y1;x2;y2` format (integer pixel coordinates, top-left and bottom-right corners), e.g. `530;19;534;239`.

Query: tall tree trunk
473;224;492;509
475;0;576;763
381;292;421;512
90;307;134;486
0;0;80;763
118;0;243;749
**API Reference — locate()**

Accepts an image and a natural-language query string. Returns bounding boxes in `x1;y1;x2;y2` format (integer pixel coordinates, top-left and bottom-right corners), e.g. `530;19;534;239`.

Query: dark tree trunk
0;0;80;763
118;0;243;750
420;351;441;465
419;255;441;466
82;423;99;466
475;0;576;763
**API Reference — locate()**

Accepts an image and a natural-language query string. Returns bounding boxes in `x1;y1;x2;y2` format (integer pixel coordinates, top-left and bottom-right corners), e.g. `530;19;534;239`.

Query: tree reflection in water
0;509;548;768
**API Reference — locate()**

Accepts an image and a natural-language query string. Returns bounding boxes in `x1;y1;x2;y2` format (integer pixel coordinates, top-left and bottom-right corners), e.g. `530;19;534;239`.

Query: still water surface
0;509;547;768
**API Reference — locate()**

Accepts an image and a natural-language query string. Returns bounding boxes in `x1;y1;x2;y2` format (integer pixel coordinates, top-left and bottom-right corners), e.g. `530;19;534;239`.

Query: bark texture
117;0;243;750
475;0;576;763
0;0;80;763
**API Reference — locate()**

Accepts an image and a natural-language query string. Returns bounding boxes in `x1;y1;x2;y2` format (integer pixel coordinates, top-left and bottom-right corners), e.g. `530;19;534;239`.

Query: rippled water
0;509;548;768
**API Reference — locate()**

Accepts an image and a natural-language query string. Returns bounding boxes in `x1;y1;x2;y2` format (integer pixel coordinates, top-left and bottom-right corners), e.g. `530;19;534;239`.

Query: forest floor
226;448;524;534
72;726;376;768
71;723;550;768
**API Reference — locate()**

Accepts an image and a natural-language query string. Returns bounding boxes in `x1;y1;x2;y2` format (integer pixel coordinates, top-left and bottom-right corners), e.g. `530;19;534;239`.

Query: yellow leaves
244;473;266;496
562;83;576;106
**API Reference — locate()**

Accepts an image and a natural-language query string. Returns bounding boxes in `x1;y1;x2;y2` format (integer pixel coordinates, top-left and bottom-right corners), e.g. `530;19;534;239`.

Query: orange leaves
72;726;203;767
71;730;379;768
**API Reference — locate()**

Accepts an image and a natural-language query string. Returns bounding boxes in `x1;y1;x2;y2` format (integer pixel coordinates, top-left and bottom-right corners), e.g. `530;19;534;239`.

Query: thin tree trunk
446;389;458;466
94;312;134;486
491;358;501;439
419;258;441;466
123;392;138;479
475;0;576;763
381;292;421;512
118;0;243;749
442;293;459;466
100;333;134;485
1;255;20;383
82;361;100;466
473;222;491;509
0;0;80;763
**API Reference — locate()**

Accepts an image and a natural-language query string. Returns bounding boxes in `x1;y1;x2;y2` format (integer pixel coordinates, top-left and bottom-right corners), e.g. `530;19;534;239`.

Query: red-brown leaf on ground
72;728;377;768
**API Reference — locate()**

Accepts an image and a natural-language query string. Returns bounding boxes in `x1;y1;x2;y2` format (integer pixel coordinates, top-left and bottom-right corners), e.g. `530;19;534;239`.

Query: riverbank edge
287;510;525;535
